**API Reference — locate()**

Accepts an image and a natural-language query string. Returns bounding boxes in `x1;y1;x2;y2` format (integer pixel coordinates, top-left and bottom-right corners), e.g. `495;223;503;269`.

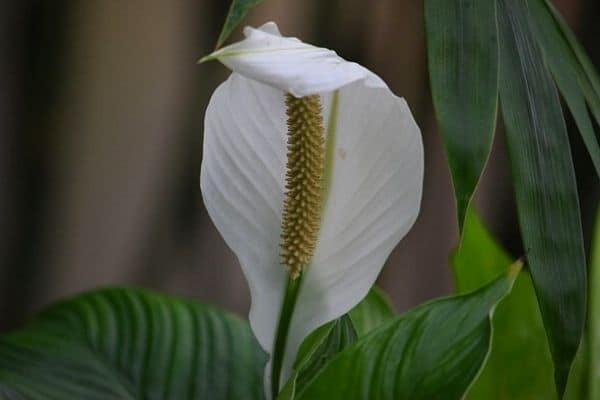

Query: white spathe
201;22;386;98
200;22;423;392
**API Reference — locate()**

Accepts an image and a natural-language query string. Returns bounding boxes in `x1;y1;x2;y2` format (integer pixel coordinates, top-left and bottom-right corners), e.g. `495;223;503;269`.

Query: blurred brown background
1;0;598;331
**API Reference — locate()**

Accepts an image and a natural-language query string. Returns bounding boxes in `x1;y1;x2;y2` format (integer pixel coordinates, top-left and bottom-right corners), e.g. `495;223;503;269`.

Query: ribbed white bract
200;22;424;396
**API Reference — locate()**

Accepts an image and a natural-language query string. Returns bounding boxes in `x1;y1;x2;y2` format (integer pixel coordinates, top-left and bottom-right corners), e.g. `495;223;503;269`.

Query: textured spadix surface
201;22;423;387
280;94;325;278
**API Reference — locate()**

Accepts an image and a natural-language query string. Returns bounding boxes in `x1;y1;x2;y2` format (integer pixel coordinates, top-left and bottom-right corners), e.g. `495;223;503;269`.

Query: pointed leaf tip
507;259;524;281
215;0;266;49
198;54;217;64
425;0;499;236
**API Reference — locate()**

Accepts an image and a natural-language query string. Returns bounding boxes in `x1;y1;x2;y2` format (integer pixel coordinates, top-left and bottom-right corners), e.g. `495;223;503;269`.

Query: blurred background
1;0;599;331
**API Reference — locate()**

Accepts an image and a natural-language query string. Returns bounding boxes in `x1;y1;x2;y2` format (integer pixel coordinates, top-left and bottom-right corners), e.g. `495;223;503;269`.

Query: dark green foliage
425;0;499;231
288;269;519;399
0;288;267;400
497;0;586;395
216;0;265;48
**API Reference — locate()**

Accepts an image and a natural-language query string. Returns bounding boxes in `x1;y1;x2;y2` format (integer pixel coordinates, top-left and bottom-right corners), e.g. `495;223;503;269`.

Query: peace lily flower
200;22;423;396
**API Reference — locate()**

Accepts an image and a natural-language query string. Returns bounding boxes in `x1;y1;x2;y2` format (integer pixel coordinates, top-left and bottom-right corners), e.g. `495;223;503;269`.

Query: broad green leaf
528;0;600;177
497;0;586;395
453;209;555;399
292;323;338;375
278;316;357;400
279;288;394;399
348;287;395;337
0;288;266;400
277;322;344;400
588;206;600;398
294;287;394;368
293;316;356;392
424;0;499;231
291;264;521;400
216;0;265;49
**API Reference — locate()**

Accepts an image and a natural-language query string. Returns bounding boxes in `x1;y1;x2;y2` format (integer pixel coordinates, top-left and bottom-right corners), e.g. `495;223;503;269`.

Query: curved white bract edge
204;22;387;98
201;66;423;396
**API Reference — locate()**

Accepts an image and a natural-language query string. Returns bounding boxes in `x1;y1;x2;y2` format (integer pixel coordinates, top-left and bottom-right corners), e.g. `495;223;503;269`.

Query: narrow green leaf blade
0;288;267;400
453;209;555;399
528;0;600;177
216;0;264;49
424;0;499;231
497;0;587;395
294;265;521;400
542;0;600;110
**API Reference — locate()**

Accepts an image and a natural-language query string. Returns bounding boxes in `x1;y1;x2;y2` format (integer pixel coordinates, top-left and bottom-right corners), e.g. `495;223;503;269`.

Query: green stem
271;275;303;398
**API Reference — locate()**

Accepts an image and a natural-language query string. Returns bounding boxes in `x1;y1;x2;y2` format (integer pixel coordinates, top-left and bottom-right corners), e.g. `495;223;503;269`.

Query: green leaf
424;0;499;231
293;316;356;391
348;287;395;337
291;264;521;400
0;288;267;400
279;288;394;399
541;0;600;126
277;323;332;400
293;287;394;372
528;0;600;177
453;209;555;399
278;316;358;400
216;0;265;49
563;345;586;400
497;0;587;395
452;210;513;293
588;206;600;398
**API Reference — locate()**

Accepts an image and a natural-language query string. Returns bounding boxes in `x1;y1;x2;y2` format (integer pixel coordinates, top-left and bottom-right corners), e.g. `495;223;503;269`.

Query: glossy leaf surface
292;265;520;399
278;287;394;399
0;288;266;400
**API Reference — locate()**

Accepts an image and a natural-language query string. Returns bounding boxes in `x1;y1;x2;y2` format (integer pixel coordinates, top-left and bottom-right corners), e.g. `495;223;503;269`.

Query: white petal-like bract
201;21;423;394
203;22;386;97
201;74;287;355
283;82;423;379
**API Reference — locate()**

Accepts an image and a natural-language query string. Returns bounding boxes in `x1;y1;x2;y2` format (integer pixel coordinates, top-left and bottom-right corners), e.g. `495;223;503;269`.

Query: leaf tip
507;259;523;282
197;53;217;64
214;39;225;52
456;194;475;244
554;364;570;399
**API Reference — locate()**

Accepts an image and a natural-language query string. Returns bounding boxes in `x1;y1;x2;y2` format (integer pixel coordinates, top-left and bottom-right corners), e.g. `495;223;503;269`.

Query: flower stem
271;275;302;398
